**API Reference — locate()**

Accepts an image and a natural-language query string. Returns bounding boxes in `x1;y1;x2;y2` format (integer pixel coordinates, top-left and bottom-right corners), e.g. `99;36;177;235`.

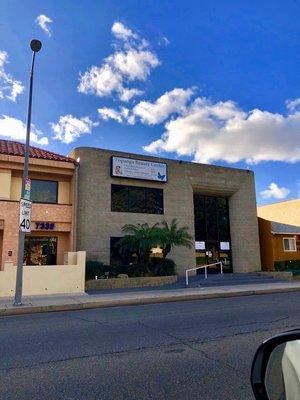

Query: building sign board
220;241;230;250
19;198;32;233
195;241;205;250
111;156;167;182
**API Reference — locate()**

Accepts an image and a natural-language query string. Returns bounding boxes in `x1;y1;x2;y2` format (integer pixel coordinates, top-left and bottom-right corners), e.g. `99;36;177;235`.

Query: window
111;184;163;214
283;238;297;252
24;237;57;265
31;179;58;204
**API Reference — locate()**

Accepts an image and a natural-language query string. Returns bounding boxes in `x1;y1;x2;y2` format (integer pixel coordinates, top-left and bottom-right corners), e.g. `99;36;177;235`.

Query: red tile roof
0;139;76;164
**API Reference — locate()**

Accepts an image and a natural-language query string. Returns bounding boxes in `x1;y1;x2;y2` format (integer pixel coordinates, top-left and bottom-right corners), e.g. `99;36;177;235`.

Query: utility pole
14;39;42;306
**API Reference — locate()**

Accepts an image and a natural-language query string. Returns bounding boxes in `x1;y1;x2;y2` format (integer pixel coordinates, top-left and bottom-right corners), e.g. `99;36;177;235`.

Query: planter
258;271;293;281
85;275;177;290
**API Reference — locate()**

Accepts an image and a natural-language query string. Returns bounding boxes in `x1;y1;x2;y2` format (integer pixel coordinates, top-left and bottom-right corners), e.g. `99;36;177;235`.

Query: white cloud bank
36;14;53;37
51;115;98;144
99;89;300;165
98;87;194;125
261;183;290;199
78;22;160;101
0;115;48;145
144;96;300;164
0;51;24;102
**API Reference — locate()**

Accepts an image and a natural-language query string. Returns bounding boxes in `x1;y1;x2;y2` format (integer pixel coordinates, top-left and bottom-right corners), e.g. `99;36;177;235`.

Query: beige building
258;199;300;226
70;147;261;276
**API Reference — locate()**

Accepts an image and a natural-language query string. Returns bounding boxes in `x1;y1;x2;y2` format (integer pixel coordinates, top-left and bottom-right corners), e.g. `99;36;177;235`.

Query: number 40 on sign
19;198;32;233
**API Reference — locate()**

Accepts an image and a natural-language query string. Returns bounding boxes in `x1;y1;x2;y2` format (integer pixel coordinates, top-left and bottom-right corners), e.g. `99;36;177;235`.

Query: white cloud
106;49;159;81
36;14;53;37
98;87;194;125
98;107;135;125
261;183;290;200
51;115;98;144
0;115;48;145
111;22;138;41
78;64;123;98
143;97;300;164
119;87;144;102
158;36;170;46
78;21;160;101
133;88;195;125
0;51;24;102
286;98;300;112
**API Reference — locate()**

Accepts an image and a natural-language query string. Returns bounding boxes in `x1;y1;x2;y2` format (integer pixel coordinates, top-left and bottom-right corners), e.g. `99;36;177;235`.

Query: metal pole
13;51;36;306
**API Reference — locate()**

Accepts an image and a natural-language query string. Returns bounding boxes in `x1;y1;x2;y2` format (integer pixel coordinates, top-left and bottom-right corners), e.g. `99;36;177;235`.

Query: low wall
86;275;177;290
258;271;293;281
0;251;86;297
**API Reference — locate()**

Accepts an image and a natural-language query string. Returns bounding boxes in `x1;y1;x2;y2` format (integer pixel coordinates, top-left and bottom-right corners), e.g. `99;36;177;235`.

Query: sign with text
195;241;205;250
19;198;32;233
35;222;55;230
24;177;31;200
111;156;167;182
220;241;230;250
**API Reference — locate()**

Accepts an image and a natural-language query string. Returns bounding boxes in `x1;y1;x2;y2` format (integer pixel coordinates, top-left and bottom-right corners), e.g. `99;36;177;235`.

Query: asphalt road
1;292;300;400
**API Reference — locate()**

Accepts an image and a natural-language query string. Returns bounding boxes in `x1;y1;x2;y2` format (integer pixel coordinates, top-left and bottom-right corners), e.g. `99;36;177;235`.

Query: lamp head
30;39;42;53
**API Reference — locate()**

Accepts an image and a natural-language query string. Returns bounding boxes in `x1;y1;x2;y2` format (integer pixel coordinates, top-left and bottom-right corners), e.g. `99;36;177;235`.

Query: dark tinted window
111;184;163;214
31;180;58;204
194;195;230;242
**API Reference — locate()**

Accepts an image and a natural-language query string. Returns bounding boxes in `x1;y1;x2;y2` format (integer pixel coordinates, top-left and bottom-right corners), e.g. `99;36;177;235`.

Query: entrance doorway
24;237;57;266
194;194;232;272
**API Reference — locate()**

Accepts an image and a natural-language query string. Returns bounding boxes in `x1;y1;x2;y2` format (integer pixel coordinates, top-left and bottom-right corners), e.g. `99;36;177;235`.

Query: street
1;292;300;400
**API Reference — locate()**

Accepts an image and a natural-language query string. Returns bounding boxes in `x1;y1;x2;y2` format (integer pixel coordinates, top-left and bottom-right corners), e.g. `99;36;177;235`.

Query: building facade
0;140;77;269
257;199;300;270
258;199;300;226
70;147;261;276
258;218;300;270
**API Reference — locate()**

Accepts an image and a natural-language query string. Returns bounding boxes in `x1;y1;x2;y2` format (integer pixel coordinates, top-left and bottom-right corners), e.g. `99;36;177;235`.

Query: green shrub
274;260;300;271
86;258;176;280
154;258;176;276
85;260;110;280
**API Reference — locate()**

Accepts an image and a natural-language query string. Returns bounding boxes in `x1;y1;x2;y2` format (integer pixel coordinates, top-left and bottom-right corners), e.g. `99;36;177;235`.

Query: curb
1;285;300;317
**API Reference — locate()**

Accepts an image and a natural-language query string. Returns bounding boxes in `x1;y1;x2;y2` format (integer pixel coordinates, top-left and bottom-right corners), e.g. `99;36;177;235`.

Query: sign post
14;39;42;306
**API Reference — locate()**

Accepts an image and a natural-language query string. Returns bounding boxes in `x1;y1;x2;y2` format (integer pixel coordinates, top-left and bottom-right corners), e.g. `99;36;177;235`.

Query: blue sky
0;0;299;205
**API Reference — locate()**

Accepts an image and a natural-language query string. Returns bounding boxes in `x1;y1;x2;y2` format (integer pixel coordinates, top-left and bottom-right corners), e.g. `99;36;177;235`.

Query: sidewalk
1;279;300;316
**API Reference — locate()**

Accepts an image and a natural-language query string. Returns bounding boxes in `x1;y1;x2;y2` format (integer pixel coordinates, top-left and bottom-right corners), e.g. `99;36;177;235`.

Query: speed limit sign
19;198;32;233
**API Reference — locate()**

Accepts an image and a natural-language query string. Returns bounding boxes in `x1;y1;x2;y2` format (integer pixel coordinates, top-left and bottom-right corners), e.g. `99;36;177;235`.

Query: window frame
30;179;58;204
111;184;164;215
283;237;297;252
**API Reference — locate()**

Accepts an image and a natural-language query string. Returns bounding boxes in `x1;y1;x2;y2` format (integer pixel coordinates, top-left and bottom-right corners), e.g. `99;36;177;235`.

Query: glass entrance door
194;194;233;273
24;237;57;266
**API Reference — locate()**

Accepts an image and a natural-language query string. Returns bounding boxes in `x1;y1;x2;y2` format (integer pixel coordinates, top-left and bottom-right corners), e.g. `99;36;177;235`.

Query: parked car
251;330;300;400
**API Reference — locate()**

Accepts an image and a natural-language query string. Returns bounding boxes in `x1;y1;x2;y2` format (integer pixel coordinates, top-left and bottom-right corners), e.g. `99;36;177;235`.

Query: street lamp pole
14;39;42;306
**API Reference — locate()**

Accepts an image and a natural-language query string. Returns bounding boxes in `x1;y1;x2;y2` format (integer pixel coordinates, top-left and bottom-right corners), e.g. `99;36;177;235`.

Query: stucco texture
71;148;261;276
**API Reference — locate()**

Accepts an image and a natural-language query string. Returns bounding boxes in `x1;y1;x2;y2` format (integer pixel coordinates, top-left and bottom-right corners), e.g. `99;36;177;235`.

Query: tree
115;223;160;267
158;219;193;260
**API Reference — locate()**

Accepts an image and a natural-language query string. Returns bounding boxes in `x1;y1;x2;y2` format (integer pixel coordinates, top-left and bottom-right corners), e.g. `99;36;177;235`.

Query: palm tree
115;223;160;267
157;219;193;260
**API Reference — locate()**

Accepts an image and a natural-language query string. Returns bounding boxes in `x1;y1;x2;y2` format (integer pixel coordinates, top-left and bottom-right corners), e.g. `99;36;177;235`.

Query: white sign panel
19;198;32;233
220;241;230;250
112;156;167;182
195;241;205;250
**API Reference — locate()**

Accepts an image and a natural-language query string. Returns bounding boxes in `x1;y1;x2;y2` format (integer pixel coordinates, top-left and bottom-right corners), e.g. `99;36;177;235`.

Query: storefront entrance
24;237;57;266
194;194;232;272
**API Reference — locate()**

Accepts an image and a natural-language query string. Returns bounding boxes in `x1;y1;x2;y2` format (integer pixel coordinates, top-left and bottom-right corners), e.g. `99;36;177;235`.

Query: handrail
185;261;223;286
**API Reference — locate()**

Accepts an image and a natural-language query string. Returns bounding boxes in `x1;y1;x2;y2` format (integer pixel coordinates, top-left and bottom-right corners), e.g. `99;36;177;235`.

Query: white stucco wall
0;251;86;297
